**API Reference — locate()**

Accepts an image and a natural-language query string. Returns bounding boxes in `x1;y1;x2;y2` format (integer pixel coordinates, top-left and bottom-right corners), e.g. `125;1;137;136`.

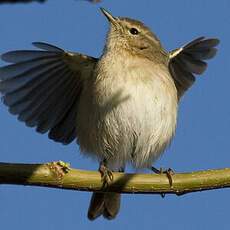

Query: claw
99;163;114;188
164;168;174;188
151;166;175;188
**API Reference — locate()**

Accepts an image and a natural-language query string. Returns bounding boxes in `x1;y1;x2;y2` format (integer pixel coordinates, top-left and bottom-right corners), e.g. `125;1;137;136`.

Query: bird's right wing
0;42;98;144
168;37;219;98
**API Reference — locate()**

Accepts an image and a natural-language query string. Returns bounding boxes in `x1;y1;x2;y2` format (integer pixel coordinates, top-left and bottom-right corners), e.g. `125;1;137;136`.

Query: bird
0;8;219;220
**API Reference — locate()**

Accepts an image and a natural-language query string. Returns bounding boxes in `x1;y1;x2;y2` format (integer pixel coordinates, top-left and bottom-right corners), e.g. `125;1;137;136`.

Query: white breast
76;53;178;169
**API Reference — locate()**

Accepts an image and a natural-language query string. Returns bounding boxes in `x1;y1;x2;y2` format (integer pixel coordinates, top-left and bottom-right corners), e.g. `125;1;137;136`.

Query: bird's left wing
0;42;98;144
168;37;219;98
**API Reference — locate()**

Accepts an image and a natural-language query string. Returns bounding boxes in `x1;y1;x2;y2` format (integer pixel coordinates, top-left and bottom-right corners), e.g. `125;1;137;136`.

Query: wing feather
1;50;59;63
169;37;219;98
0;42;98;144
3;63;66;106
32;42;64;52
18;68;71;124
36;73;82;134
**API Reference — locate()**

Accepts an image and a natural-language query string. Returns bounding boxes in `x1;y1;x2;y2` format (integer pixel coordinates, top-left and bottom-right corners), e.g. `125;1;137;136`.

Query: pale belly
76;71;178;169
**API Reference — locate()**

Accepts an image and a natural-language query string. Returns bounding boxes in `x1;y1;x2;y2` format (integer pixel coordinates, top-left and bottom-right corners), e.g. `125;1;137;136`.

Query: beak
100;8;117;25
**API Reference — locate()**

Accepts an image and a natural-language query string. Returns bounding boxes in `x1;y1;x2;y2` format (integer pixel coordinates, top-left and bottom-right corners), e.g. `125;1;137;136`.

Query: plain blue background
0;0;229;229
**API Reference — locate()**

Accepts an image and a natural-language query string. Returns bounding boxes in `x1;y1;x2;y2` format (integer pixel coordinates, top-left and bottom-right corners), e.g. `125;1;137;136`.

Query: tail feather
87;192;105;220
88;192;121;221
103;193;121;220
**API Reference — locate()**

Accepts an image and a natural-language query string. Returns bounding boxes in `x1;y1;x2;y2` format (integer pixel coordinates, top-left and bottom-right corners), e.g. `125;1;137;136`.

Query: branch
1;162;230;195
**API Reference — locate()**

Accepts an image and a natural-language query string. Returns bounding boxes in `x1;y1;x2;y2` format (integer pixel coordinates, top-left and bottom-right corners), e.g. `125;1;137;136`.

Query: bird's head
100;8;166;61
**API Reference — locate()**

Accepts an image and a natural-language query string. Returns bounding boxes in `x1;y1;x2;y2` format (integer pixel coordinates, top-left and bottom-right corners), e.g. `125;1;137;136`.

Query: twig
0;161;230;195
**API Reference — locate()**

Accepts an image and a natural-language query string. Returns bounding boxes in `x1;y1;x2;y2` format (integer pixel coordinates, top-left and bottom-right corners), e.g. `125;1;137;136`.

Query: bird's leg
151;166;175;188
99;159;113;188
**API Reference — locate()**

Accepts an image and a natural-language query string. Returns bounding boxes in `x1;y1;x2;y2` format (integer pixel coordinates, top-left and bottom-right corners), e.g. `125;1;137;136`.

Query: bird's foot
151;166;174;188
99;163;114;188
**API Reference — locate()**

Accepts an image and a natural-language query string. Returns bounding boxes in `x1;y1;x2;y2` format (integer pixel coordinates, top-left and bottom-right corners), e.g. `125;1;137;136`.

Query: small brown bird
0;8;219;220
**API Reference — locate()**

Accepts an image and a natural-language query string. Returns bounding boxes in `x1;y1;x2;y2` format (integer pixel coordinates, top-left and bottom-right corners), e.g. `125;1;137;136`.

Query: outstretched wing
0;42;98;144
168;37;219;98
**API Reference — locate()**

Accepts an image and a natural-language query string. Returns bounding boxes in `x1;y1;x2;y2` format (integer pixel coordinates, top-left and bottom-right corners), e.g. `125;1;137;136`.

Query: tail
87;192;121;221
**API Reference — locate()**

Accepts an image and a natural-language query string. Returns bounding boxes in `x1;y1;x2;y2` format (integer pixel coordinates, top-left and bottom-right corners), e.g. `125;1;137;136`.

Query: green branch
0;161;230;195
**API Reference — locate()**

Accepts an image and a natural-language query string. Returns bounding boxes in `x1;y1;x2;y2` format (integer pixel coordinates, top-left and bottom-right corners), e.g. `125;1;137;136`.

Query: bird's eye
129;28;139;35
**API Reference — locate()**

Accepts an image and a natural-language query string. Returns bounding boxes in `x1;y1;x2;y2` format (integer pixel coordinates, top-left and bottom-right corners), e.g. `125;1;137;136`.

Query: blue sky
0;0;230;229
